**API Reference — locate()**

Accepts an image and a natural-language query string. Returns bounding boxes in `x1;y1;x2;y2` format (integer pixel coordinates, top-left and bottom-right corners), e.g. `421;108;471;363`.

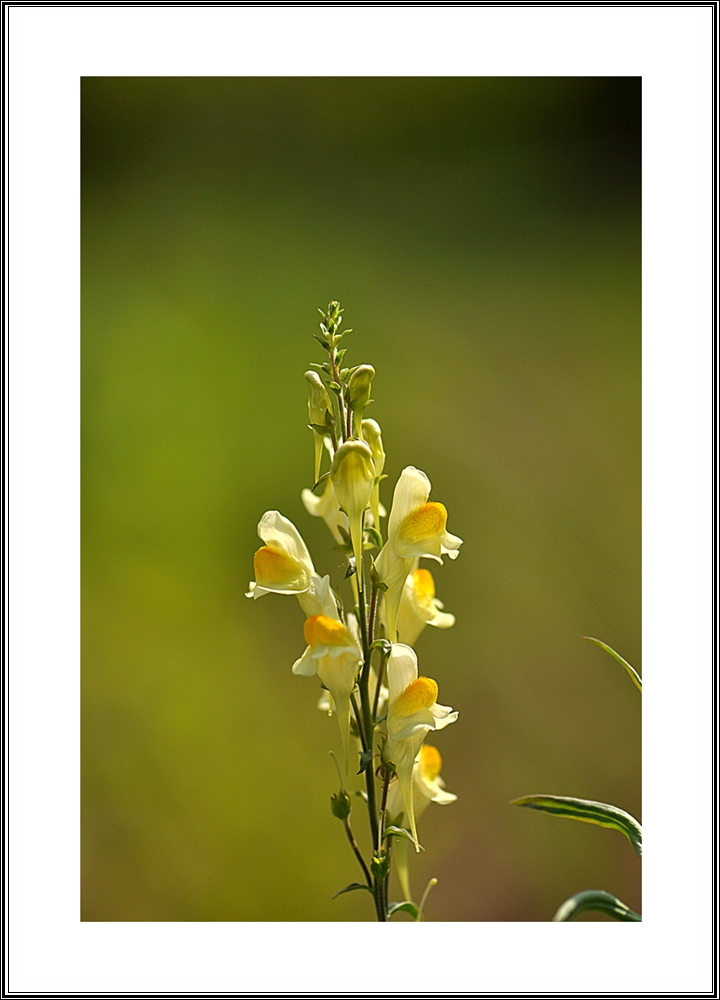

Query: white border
8;5;713;995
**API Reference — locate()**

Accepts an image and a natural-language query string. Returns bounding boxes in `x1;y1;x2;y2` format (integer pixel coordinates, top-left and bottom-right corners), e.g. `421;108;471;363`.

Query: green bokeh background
82;77;641;921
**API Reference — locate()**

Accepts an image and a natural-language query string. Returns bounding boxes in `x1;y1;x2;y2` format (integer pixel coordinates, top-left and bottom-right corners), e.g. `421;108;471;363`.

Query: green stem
372;647;388;725
350;691;368;753
368;584;378;646
330;349;347;445
356;549;386;922
343;817;372;886
384;838;393;915
380;766;391;842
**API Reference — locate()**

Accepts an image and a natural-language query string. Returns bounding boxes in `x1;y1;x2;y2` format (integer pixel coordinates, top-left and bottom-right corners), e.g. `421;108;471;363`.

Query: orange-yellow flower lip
304;614;351;648
398;502;447;544
254;546;304;587
411;568;436;601
418;743;442;782
392;676;438;718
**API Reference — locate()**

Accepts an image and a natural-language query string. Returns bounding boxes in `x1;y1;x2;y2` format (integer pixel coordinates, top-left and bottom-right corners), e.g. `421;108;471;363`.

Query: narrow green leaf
582;636;642;692
332;882;372;899
388;900;420;920
364;525;383;548
511;794;642;857
553;890;641;922
384;826;423;850
311;471;331;493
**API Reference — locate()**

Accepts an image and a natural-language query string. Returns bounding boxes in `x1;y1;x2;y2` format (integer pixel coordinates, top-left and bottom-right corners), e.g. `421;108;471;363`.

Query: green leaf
552;890;641;922
311;471;331;493
384;825;423;849
332;882;372;899
582;636;642;692
357;749;373;775
364;525;383;548
388;900;420;920
511;794;642;857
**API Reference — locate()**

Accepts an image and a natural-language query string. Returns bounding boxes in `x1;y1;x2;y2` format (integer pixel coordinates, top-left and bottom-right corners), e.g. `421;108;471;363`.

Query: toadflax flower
293;614;362;774
396;565;455;646
383;644;457;850
385;743;457;826
330;439;375;575
375;467;462;640
246;510;335;618
317;613;388;717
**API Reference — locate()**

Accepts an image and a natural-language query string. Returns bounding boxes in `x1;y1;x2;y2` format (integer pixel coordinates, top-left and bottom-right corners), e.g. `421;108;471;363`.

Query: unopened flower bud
371;849;390;881
305;371;334;483
347;365;375;438
331;440;375;574
330;790;352;820
362;418;385;528
305;371;333;426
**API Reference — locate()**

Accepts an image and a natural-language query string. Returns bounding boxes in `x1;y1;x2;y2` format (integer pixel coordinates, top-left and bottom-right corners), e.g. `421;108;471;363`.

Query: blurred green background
82;77;641;921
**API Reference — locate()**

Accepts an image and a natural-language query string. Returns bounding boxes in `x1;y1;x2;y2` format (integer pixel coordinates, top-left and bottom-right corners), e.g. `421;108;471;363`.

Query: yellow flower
375;467;462;640
330;440;375;574
246;510;315;599
293;614;362;774
385;743;457;826
383;644;457;850
396;565;455;646
246;510;335;618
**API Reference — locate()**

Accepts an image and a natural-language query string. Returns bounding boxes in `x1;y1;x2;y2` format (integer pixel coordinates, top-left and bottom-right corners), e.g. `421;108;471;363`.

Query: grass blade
553;889;641;922
511;794;642;857
582;636;642;692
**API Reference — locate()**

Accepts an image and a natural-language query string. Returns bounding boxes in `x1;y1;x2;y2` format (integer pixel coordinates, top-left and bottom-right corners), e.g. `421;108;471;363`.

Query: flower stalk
248;301;462;921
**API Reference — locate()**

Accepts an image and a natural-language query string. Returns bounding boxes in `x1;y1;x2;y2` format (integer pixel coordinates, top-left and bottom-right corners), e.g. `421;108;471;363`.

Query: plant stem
351;691;368;753
372;647;388;725
330;349;346;445
379;766;391;842
356;548;386;922
368;584;378;646
343;817;372;886
384;838;393;914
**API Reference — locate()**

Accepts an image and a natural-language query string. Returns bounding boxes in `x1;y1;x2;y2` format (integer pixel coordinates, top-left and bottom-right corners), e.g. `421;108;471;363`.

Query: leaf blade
332;882;372;899
387;900;420;920
511;794;642;857
553;889;641;922
582;636;642;692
